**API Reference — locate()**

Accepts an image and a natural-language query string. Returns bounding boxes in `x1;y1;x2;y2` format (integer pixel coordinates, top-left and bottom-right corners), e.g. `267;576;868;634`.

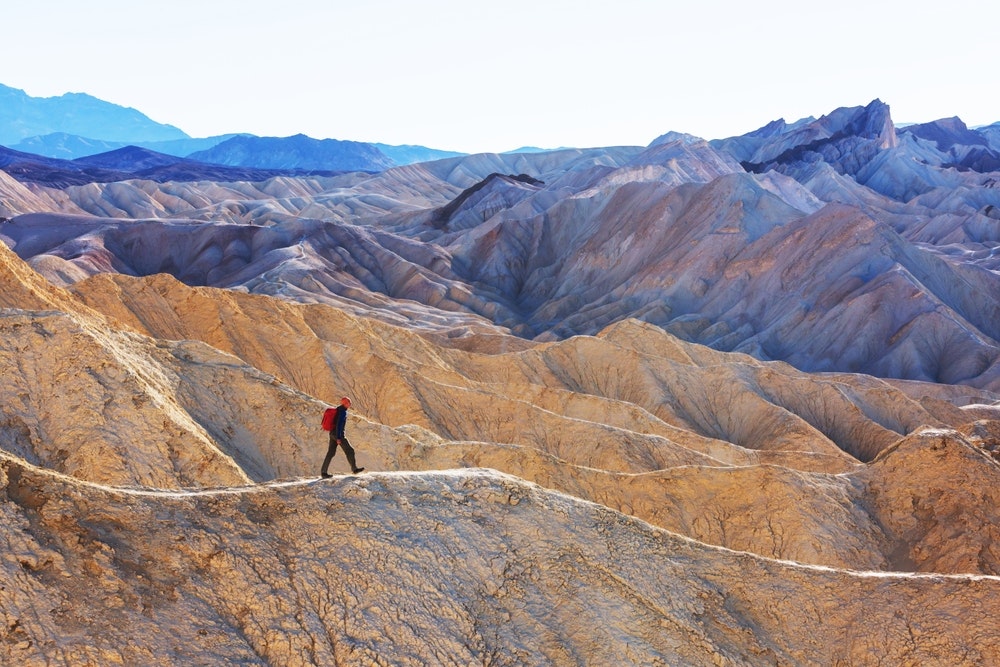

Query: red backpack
321;407;336;431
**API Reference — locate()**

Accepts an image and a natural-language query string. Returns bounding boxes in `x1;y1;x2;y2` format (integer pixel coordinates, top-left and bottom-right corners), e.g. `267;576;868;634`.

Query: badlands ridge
2;100;1000;664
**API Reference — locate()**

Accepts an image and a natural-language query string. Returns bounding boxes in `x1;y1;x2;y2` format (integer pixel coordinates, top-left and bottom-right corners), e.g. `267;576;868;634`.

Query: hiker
321;397;364;477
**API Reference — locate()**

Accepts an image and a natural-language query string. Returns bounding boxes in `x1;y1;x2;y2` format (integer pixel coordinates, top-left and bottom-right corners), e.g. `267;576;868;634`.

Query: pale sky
2;0;996;153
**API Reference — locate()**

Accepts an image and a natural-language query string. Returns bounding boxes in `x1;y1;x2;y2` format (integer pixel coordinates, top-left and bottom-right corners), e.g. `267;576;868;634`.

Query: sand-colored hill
4;458;1000;666
68;269;991;466
4;239;1000;579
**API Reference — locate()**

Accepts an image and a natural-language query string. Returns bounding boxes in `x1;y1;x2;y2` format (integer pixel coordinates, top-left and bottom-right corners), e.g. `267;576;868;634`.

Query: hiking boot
352;468;365;474
321;473;332;479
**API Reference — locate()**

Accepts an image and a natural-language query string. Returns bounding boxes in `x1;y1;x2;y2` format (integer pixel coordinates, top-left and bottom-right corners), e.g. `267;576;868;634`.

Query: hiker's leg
320;433;338;475
340;437;359;472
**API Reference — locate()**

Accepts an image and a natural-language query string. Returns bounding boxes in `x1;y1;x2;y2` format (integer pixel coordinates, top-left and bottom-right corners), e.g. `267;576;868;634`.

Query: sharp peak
822;99;893;122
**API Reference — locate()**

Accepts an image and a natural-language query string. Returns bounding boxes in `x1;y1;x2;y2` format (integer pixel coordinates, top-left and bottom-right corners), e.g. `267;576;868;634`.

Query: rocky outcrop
430;172;544;231
899;117;1000;172
862;427;1000;573
733;99;898;175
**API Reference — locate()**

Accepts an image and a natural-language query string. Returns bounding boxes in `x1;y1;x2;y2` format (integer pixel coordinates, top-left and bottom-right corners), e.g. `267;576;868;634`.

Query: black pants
321;433;358;474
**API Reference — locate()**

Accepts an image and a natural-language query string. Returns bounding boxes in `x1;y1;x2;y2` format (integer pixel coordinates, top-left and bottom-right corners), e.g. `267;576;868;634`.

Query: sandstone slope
3;242;998;573
4;458;1000;666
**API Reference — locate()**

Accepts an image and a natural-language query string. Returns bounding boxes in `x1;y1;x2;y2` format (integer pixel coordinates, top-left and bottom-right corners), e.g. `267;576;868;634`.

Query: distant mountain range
187;133;397;172
9;131;249;162
0;83;188;146
0;83;464;170
0;143;343;188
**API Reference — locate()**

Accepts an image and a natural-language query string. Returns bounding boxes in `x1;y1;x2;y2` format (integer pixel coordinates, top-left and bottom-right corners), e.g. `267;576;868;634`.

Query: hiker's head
341;397;352;408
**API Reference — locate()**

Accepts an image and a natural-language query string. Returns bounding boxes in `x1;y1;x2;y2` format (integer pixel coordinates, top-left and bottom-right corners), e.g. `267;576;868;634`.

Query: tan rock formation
862;427;1000;574
69;271;983;467
4;458;1000;666
0;241;992;572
